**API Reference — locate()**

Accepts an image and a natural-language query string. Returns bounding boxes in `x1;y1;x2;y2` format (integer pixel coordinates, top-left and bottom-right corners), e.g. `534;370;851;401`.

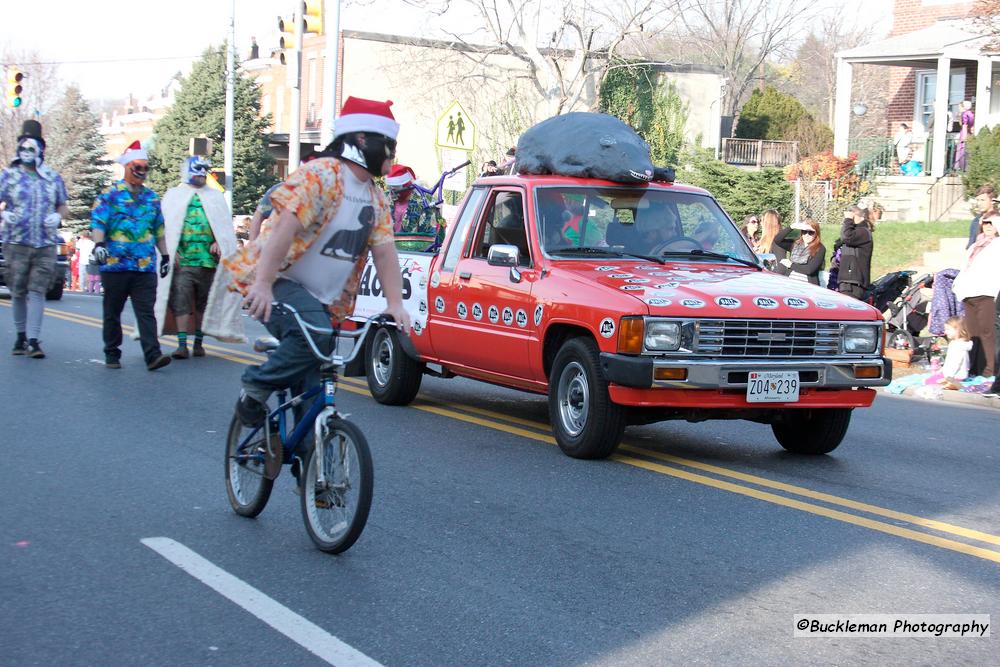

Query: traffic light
5;67;24;109
277;15;296;64
303;0;324;35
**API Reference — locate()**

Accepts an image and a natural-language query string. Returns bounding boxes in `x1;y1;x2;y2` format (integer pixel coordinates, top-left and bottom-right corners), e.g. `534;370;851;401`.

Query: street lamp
852;102;868;117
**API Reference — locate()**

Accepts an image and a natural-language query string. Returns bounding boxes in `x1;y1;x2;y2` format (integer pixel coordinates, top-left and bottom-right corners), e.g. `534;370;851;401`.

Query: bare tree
971;0;1000;49
0;49;62;162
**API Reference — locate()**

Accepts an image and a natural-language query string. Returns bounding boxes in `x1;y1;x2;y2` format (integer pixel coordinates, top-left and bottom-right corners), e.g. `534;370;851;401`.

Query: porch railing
849;136;895;180
721;138;799;168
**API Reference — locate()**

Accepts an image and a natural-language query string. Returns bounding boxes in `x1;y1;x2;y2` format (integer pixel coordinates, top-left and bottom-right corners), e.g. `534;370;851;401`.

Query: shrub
679;148;794;223
784;151;871;224
964;125;1000;195
736;86;833;157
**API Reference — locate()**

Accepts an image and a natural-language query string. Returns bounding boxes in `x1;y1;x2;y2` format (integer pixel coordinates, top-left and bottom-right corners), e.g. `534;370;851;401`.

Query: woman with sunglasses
952;214;1000;379
740;214;760;247
772;218;826;285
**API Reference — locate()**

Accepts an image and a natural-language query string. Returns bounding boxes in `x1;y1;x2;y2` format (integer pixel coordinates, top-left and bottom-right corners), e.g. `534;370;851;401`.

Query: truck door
431;188;538;381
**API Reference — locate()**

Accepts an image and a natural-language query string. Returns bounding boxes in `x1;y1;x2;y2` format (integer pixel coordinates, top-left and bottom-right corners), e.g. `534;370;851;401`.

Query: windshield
534;186;756;264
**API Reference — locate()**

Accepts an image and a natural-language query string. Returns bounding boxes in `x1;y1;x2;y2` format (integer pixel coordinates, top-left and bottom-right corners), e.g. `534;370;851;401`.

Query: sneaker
105;357;122;369
146;354;172;371
236;390;267;427
192;341;206;357
12;336;27;356
26;339;45;359
171;345;190;359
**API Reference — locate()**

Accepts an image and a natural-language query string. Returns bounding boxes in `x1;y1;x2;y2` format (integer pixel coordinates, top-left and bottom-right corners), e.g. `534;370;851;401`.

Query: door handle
459;271;472;280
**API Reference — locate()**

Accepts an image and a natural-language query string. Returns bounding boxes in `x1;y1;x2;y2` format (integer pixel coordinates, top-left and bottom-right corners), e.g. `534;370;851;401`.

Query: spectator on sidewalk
773;218;826;285
928;316;973;390
91;141;172;371
756;209;783;258
837;205;874;300
0;120;70;359
967;184;996;249
952;213;1000;379
740;214;760;248
76;231;94;291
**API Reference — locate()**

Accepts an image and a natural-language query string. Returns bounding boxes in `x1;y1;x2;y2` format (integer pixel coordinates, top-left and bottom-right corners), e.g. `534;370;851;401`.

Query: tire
225;414;274;517
771;408;853;455
548;337;626;459
366;325;423;405
46;280;64;301
300;417;374;554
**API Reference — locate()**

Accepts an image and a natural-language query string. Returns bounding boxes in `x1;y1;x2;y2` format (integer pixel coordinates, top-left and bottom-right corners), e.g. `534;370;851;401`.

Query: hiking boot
192;341;206;357
105;357;122;369
12;335;27;356
26;339;45;359
171;345;190;359
236;390;267;428
146;354;172;371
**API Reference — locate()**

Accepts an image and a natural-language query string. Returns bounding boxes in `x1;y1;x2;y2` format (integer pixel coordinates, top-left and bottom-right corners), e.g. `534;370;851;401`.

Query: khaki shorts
168;265;216;316
2;243;57;297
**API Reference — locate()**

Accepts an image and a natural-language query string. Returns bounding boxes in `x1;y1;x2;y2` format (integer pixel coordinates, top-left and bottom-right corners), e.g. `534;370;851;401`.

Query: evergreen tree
735;86;832;157
43;85;111;232
148;44;275;214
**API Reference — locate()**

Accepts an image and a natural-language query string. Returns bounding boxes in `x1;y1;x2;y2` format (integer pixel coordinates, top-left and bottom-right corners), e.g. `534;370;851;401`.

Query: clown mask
184;156;210;188
125;160;149;186
17;139;41;167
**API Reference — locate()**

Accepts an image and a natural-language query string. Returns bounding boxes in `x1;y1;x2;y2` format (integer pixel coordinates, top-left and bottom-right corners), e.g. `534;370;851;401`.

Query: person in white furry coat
152;156;246;352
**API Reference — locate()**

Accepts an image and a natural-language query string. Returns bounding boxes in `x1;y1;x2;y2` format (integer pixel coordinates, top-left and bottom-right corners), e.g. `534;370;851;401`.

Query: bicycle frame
408;159;472;212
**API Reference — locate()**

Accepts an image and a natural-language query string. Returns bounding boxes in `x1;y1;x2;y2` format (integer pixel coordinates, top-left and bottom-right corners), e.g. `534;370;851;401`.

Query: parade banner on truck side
351;252;433;334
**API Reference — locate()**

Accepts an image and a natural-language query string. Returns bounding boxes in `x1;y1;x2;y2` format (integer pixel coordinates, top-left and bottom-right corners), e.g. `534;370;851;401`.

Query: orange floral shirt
223;158;393;322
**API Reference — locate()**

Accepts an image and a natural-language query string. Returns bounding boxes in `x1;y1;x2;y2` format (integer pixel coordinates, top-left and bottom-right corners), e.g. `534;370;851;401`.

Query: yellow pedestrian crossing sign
436;100;476;152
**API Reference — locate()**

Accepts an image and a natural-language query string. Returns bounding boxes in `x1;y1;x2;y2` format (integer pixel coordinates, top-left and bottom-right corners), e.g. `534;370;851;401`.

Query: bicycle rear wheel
225;414;275;517
300;417;373;553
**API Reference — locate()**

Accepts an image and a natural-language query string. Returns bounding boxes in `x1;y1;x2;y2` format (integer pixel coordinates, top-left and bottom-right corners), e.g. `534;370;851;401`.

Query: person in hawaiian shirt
223;96;411;427
0;121;70;359
91;141;172;371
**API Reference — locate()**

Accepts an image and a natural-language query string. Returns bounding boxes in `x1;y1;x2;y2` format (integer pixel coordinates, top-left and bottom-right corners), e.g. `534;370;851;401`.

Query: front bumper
600;352;892;391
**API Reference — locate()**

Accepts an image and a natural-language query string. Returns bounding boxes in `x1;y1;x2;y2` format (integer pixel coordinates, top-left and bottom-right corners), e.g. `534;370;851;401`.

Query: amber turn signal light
654;367;688;381
853;365;882;379
617;317;644;354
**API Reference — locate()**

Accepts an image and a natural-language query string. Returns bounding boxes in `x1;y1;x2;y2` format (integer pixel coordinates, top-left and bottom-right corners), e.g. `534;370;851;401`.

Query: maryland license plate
746;371;800;403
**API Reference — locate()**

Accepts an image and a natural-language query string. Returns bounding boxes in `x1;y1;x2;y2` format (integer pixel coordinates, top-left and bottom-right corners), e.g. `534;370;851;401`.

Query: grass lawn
817;220;971;279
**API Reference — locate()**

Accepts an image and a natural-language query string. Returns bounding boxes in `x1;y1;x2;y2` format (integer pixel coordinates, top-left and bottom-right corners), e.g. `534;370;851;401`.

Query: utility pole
289;1;304;171
224;0;236;208
320;0;341;149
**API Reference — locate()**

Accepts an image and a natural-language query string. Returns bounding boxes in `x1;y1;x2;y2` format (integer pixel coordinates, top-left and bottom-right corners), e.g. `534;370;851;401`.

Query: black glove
92;242;109;265
159;254;170;278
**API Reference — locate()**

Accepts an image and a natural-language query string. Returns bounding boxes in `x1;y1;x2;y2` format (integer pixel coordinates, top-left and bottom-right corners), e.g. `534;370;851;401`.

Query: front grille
696;320;841;358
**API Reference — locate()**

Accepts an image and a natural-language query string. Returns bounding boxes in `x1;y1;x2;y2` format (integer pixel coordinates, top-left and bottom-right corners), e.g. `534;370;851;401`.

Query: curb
880;386;1000;408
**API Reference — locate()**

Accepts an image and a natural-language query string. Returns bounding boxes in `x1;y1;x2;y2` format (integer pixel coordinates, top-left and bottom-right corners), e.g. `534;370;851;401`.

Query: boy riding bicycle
223;97;412;426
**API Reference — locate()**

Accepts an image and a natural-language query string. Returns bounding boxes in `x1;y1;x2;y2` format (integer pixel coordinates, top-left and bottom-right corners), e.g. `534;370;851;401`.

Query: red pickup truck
346;174;891;459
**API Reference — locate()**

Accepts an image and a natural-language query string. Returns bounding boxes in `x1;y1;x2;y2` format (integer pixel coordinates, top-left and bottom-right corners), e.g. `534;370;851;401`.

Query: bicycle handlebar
271;301;398;366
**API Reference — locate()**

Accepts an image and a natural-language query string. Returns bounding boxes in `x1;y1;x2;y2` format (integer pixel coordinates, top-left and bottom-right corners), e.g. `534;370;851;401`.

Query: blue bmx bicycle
225;303;392;554
394;159;471;253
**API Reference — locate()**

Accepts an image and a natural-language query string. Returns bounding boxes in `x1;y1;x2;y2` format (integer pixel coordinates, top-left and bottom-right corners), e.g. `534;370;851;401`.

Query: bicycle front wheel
225;414;274;517
300;418;373;554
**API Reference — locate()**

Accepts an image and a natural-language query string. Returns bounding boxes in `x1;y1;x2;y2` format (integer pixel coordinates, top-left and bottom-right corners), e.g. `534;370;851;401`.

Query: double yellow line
10;299;1000;565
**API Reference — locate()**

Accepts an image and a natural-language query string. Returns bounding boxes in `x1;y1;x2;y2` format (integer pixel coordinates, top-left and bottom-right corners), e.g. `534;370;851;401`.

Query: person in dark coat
837;205;874;300
967;184;996;249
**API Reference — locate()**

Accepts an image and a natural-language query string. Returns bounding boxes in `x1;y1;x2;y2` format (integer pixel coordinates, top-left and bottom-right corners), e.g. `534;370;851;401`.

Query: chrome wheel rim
306;430;359;542
372;330;393;388
229;427;266;504
557;361;589;437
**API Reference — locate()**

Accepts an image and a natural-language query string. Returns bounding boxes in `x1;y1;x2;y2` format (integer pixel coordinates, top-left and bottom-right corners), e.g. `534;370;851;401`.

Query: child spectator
929;316;972;390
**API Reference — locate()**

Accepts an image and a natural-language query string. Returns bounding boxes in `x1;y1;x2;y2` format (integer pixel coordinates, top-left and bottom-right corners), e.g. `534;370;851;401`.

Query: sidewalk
882;365;999;408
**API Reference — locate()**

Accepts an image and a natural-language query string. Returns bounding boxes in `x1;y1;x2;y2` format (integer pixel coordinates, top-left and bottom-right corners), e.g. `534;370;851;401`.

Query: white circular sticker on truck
625;278;650;284
715;296;742;309
502;307;514;326
534;304;544;326
434;296;445;313
430;271;440;288
595;266;620;271
846;302;869;311
457;302;468;319
620;285;645;291
753;297;779;310
472;303;484;320
488;305;500;323
814;299;838;309
599;318;616;338
515;309;528;328
646;298;672;306
636;265;662;271
412;320;423;335
609;273;633;279
681;298;705;309
783;297;809;309
418;300;428;315
649;271;674;277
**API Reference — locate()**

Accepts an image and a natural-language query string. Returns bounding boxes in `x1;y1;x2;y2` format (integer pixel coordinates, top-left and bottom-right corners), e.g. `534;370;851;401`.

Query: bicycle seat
253;336;280;354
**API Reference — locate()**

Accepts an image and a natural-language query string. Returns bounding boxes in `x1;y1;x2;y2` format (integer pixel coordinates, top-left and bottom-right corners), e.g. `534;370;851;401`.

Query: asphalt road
1;292;998;666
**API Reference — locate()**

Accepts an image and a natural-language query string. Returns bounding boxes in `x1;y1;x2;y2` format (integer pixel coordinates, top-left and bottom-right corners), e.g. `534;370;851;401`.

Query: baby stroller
879;272;935;357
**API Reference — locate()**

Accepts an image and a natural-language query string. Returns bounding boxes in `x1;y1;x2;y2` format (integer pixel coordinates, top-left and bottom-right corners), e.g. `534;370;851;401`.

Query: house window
915;69;966;133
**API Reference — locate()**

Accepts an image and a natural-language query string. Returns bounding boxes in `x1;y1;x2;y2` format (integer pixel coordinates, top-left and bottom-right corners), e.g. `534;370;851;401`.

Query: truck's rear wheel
771;408;852;455
365;326;423;405
548;337;625;459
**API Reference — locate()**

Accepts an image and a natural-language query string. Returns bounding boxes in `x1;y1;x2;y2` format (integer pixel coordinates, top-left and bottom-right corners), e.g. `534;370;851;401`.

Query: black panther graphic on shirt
320;205;374;262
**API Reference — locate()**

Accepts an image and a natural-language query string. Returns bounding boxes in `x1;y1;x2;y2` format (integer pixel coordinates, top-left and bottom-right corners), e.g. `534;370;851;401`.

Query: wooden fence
721;138;799;168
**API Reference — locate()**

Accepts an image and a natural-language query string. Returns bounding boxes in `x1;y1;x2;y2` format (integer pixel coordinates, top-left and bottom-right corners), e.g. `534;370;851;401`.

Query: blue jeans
241;279;336;404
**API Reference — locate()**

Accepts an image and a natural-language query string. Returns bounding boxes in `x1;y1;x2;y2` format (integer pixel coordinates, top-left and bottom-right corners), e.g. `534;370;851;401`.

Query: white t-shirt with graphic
280;169;375;304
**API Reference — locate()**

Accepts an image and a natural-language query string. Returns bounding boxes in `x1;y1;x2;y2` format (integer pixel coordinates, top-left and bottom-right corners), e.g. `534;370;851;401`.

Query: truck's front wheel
548;337;625;459
771;408;852;455
365;326;423;405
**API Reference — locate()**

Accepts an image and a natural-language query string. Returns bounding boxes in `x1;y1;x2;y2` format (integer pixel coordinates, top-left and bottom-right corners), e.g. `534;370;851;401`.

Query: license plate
746;371;800;403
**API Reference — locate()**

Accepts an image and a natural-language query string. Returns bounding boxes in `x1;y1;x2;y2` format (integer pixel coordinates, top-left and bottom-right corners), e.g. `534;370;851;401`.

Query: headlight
645;321;681;351
843;324;880;354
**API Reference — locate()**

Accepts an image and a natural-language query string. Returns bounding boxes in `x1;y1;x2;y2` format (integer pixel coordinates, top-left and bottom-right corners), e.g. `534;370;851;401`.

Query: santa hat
333;97;399;139
117;140;148;165
386;164;415;188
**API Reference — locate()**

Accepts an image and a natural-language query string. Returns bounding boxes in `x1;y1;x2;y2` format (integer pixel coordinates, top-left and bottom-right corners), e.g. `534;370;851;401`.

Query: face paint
184;156;211;186
341;133;396;178
125;160;149;186
17;139;41;166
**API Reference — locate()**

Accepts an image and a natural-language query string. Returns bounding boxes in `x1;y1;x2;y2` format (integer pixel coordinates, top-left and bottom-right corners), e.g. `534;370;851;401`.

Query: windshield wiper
552;246;665;265
660;249;761;270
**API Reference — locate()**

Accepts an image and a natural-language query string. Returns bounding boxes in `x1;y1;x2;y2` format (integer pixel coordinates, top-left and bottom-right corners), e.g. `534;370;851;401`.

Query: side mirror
488;244;520;267
756;252;777;271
